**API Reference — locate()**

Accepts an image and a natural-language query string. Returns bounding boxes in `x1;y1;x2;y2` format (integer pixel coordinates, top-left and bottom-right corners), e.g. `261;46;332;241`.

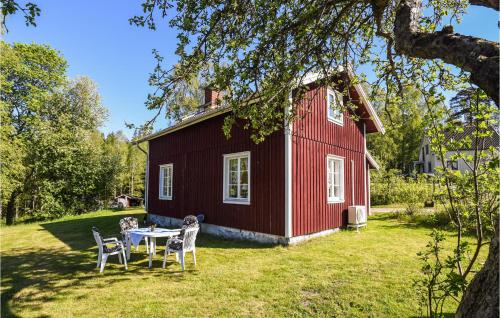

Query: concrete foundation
148;213;339;245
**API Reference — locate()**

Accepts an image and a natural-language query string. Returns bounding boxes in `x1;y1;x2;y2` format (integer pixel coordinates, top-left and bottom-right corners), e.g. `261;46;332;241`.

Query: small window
446;160;458;170
159;164;173;200
428;162;432;173
327;88;343;125
425;145;429;155
223;152;250;204
327;155;344;203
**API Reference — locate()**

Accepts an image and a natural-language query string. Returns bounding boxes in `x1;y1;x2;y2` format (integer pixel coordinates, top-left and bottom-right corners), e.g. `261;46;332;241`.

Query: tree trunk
6;190;19;226
456;224;499;317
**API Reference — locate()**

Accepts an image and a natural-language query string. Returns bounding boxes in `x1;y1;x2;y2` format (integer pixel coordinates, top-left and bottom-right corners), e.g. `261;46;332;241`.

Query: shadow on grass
41;213;275;251
2;212;272;316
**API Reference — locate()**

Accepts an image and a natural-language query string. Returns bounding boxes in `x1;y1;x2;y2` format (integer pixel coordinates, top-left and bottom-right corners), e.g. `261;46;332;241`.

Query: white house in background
413;125;499;174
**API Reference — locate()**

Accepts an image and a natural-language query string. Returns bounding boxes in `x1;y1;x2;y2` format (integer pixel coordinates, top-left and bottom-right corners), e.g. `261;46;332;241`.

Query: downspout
284;92;293;240
363;123;368;215
351;160;355;204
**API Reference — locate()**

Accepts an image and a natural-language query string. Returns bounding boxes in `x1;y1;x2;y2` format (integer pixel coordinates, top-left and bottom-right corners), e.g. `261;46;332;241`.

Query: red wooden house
138;72;384;244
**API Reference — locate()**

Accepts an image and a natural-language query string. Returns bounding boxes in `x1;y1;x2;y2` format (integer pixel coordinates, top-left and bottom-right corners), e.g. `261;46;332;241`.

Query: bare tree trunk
6;190;19;226
456;224;499;317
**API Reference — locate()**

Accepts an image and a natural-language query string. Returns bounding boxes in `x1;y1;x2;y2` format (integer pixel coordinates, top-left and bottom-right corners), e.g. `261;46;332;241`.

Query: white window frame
326;155;344;203
223;151;251;205
326;87;344;125
159;164;173;200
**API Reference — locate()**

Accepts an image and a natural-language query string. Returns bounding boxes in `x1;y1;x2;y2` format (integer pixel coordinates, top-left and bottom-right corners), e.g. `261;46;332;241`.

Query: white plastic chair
92;227;128;273
163;227;199;271
119;217;149;257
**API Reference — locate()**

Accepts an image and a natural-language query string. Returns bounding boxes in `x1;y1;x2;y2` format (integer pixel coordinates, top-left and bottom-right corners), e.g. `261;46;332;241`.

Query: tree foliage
0;42;146;224
367;86;427;172
127;0;498;143
415;87;499;316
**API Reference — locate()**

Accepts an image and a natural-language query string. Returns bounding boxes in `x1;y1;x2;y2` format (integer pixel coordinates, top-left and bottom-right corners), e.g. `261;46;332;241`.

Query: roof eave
133;106;231;144
366;151;381;170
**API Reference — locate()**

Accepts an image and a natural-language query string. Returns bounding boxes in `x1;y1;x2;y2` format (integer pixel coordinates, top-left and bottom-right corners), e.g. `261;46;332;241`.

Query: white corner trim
284;92;293;238
145;142;150;212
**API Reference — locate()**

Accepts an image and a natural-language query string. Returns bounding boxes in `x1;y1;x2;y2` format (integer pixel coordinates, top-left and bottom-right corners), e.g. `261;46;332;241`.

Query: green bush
370;169;433;206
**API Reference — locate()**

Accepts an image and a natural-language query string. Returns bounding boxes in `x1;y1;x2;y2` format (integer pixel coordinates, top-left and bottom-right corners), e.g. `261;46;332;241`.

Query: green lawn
1;209;476;317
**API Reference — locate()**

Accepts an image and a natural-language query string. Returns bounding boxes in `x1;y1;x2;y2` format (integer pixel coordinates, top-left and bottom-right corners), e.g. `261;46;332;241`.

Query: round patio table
126;228;181;268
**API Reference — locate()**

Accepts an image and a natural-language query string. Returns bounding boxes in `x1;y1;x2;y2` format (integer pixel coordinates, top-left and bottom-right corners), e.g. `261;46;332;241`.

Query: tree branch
394;0;499;105
469;0;499;11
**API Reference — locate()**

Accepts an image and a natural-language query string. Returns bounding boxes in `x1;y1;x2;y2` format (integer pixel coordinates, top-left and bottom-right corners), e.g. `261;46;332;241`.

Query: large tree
0;42;109;223
0;41;67;224
2;0;498;315
126;1;498;316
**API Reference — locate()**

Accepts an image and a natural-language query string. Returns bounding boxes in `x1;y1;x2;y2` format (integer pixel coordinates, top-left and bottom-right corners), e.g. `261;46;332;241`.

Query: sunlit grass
1;209;482;317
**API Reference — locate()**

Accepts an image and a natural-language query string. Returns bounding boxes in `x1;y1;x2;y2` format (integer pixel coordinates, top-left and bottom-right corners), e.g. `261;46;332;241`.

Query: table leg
149;237;155;268
126;235;131;260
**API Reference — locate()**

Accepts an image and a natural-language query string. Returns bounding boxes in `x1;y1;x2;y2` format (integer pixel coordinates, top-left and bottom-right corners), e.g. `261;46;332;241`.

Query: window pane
228;185;238;198
229;171;238;184
229;158;238;171
240;184;248;198
240;170;248;184
333;185;339;198
240;157;248;170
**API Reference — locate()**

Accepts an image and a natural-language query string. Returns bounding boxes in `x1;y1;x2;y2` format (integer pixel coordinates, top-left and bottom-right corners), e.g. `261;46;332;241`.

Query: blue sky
4;1;498;138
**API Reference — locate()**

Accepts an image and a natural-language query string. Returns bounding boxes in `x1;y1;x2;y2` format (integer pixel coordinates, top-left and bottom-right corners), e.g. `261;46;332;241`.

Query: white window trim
159;164;173;200
223;151;251;205
326;154;345;203
326;87;344;126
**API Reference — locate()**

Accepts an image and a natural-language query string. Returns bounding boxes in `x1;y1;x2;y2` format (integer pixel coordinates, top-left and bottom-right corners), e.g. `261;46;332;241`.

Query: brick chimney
204;87;222;109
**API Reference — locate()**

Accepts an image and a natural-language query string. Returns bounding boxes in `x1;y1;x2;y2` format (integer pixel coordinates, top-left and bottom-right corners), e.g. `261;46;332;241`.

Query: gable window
223;152;250;204
327;88;343;125
327;155;344;203
446;160;458;170
159;164;173;200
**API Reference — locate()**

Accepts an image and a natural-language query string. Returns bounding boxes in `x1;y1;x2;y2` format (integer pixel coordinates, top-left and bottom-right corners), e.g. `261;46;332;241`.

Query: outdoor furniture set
92;215;199;273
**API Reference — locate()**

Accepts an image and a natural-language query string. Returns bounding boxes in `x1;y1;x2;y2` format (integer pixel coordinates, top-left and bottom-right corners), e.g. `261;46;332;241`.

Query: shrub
370;169;433;206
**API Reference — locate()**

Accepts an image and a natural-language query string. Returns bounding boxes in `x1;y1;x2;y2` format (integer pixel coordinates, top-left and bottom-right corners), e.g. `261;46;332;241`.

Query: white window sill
223;199;250;205
327;118;344;126
327;199;344;204
159;196;172;201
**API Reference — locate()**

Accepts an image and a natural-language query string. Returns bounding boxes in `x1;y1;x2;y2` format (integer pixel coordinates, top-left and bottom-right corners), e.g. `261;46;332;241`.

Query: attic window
327;88;343;125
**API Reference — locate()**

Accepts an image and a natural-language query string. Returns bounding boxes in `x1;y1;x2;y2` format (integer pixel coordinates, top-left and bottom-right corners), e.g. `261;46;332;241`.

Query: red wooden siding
148;114;285;236
292;85;367;236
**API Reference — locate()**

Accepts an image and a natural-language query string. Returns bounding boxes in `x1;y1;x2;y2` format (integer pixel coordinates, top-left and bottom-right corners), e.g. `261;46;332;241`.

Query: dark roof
444;125;499;150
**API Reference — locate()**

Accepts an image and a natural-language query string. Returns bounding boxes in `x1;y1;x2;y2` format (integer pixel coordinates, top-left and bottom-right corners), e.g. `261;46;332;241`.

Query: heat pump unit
348;205;367;229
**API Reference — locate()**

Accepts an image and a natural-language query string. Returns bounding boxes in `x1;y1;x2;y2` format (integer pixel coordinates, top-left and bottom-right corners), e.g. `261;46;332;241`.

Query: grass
0;209;483;317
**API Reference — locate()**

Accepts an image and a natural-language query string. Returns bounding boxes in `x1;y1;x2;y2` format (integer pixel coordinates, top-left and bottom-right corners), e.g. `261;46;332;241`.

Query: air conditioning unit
348;205;367;229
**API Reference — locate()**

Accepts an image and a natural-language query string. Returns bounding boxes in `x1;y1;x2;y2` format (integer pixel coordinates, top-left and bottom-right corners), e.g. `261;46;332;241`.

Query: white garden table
126;228;181;268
